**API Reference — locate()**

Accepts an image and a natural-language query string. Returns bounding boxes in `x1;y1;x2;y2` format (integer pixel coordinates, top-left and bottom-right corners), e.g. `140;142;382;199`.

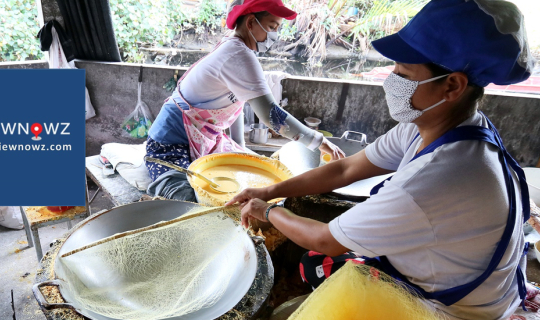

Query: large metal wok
279;131;393;200
33;200;268;320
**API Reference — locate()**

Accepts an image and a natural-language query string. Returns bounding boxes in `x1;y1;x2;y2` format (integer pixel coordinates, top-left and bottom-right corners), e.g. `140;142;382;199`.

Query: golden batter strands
289;261;443;320
58;206;252;320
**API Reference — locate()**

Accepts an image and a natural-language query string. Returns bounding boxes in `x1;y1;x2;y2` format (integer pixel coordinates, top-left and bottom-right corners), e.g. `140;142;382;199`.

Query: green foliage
193;0;224;34
0;0;421;64
279;20;297;42
350;0;428;43
110;0;224;62
110;0;186;62
1;0;224;64
0;0;44;62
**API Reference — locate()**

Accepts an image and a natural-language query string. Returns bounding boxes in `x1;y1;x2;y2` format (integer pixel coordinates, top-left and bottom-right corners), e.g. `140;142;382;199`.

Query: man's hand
238;198;350;256
225;187;271;206
239;199;271;228
319;138;346;161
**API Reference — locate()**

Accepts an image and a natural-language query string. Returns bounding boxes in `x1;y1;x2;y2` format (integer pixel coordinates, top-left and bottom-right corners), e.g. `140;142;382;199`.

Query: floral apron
172;39;246;161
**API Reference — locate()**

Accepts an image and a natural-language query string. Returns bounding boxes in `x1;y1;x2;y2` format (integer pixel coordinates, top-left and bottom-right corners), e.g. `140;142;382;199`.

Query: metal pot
33;200;271;320
279;131;393;201
249;123;269;144
324;131;368;156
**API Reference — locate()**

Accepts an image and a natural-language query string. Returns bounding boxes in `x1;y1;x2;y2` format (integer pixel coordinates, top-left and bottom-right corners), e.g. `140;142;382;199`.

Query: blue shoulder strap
369;113;530;307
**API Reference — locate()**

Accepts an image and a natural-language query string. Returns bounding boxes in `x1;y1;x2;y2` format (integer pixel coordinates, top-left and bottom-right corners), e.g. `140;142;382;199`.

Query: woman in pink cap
145;0;345;202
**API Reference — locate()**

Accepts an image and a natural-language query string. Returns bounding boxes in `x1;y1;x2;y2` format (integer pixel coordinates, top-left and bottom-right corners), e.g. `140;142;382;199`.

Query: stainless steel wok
33;200;263;320
279;131;393;200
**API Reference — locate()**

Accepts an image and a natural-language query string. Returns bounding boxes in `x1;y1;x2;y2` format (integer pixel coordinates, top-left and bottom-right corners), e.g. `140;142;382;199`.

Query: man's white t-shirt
329;112;525;320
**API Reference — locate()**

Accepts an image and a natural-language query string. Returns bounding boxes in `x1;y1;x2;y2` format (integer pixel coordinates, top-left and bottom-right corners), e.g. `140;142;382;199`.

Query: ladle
145;157;240;194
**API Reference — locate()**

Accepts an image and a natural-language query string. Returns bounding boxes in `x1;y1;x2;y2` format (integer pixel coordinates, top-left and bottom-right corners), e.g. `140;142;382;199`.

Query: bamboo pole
60;205;239;259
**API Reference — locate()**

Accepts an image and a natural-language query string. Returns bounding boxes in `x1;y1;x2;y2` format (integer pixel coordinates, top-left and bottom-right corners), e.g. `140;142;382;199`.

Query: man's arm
227;149;393;205
241;199;349;256
271;208;348;256
269;149;392;198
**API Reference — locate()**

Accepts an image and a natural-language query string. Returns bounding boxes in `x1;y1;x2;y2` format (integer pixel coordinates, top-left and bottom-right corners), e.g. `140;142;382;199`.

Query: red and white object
46;206;75;213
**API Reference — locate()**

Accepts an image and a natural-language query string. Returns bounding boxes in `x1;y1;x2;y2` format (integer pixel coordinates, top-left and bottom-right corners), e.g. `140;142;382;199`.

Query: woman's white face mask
249;18;278;53
383;72;449;123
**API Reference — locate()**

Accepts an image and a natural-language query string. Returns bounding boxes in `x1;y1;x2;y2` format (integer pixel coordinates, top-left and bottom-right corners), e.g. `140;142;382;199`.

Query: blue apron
368;113;531;308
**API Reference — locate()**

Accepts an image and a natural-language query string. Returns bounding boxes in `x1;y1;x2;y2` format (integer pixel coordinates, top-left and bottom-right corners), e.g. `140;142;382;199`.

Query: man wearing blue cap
227;0;535;318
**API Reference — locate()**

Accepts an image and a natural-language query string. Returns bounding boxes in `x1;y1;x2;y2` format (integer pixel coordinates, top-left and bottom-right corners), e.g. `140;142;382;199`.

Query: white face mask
383;72;449;123
249;18;278;53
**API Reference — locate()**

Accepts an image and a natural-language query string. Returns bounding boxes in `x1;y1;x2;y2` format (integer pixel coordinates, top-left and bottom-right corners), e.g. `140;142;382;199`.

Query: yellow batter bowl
187;153;294;206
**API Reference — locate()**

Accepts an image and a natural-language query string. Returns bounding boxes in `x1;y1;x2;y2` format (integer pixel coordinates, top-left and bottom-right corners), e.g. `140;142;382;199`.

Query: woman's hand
239;199;271;228
319;138;346;161
225;187;271;206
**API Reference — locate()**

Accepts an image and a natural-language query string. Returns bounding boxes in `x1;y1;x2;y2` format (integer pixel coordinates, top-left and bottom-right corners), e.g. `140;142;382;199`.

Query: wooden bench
85;155;147;207
20;206;90;261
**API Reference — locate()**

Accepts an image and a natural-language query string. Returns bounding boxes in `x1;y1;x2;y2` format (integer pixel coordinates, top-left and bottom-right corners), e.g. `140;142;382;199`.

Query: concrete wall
0;61;48;69
3;60;538;166
79;61;187;155
40;0;64;28
282;77;392;142
77;61;540;166
282;77;540;167
481;94;540;166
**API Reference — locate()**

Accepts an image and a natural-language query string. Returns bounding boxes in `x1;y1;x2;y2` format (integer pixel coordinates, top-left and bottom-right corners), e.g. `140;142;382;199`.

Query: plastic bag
48;27;96;120
122;82;153;139
0;207;24;230
85;88;96;120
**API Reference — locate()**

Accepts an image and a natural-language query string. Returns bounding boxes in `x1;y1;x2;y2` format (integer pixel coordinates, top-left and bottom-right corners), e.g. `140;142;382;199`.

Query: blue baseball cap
371;0;534;87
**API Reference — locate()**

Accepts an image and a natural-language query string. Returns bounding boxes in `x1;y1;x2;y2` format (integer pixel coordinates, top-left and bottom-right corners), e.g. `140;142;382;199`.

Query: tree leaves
1;0;222;63
109;0;222;63
0;0;44;62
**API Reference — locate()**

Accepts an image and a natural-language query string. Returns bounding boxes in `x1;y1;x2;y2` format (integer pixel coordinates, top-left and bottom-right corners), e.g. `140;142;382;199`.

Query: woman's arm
229;108;245;148
226;149;393;204
248;94;346;159
248;94;324;150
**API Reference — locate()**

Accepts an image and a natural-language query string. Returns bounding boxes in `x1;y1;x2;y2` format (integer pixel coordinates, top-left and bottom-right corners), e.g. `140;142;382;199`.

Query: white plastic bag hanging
48;28;96;120
122;69;153;139
0;207;24;230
